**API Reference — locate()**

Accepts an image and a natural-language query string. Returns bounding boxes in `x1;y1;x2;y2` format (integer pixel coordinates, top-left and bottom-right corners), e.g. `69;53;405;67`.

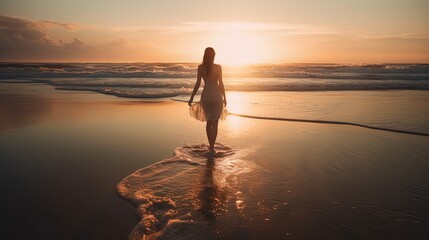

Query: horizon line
1;61;428;65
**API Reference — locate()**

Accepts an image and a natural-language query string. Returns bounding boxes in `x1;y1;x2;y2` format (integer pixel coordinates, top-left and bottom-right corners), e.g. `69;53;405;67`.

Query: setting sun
207;23;273;66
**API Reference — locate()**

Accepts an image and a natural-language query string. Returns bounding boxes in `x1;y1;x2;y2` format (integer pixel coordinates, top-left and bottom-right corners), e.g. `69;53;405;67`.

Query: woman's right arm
218;65;227;106
188;65;202;106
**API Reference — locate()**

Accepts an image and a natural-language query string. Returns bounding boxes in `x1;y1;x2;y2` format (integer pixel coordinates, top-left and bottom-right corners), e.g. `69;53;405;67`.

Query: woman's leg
206;121;212;148
209;120;219;151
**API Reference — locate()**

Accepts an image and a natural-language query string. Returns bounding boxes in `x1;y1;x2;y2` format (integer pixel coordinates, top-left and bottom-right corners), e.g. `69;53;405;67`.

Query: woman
188;47;227;153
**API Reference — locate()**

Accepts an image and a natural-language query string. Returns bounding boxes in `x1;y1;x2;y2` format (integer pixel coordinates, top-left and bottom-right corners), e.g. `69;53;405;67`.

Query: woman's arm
188;65;202;106
218;65;227;106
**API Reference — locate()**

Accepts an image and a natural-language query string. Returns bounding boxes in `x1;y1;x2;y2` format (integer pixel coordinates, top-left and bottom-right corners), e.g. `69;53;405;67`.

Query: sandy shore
1;82;428;239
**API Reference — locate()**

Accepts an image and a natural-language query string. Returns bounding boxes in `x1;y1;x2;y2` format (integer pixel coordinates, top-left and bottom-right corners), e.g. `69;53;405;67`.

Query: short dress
189;75;227;121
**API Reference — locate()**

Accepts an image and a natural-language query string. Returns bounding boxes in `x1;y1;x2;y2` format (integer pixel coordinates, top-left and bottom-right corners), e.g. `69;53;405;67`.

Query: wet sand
1;82;428;239
0;83;204;239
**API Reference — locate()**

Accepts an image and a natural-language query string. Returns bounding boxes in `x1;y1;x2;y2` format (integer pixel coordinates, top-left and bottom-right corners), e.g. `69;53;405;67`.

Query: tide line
228;113;429;137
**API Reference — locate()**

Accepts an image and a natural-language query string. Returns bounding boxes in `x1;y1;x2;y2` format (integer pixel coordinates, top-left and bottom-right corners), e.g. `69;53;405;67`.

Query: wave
3;77;428;99
53;86;194;98
116;143;239;240
43;78;429;91
116;142;429;239
2;62;429;97
1;62;428;80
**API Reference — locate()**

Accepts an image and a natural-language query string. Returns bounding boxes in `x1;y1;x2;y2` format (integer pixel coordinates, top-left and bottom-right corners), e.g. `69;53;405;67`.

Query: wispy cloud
137;21;333;36
357;32;429;42
39;20;81;30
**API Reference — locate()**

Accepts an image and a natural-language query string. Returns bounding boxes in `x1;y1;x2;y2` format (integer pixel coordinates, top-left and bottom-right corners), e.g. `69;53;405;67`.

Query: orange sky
1;0;428;64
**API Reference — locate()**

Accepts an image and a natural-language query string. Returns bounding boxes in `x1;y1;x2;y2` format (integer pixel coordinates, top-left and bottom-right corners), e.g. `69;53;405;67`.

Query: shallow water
175;90;429;136
0;83;205;239
2;82;429;240
118;122;429;239
2;62;428;134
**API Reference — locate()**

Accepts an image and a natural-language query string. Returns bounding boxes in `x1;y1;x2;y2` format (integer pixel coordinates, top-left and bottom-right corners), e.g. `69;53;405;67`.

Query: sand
1;82;428;239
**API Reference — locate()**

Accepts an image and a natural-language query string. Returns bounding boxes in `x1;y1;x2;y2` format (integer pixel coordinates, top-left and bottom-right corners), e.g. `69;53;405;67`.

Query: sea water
1;62;428;135
1;63;429;239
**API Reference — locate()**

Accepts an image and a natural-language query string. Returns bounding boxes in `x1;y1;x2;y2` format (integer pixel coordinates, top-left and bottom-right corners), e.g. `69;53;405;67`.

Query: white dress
189;66;227;121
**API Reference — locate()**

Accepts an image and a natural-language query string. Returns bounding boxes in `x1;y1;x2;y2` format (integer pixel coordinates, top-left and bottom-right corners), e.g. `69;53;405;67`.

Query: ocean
1;63;429;239
1;62;429;135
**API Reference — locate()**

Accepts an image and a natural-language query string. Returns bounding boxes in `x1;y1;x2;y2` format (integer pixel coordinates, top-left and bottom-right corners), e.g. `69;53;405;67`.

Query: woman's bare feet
209;146;216;155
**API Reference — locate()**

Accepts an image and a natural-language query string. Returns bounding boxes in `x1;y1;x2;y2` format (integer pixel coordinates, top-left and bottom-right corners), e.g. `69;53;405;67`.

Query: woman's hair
202;47;215;76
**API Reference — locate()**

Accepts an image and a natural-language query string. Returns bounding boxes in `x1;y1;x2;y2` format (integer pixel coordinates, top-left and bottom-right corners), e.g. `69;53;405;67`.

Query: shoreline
228;113;429;137
1;82;428;239
2;80;429;137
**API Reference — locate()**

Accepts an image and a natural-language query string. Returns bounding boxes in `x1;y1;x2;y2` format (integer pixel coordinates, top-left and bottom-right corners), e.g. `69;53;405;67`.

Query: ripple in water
116;143;258;240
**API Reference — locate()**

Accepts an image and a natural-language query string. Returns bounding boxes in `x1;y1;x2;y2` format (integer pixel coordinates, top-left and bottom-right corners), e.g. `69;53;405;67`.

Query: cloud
181;22;331;35
137;21;333;36
106;37;128;47
0;15;52;43
0;15;89;61
0;15;81;44
0;15;129;61
0;15;37;29
0;15;85;48
39;20;81;30
0;15;84;46
59;38;84;48
358;33;429;42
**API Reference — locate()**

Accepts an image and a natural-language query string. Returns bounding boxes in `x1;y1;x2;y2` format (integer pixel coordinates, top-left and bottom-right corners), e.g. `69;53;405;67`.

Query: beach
1;0;428;238
1;82;428;239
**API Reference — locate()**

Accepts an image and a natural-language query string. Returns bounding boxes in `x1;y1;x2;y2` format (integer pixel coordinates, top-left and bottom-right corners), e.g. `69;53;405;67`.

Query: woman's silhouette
189;47;227;153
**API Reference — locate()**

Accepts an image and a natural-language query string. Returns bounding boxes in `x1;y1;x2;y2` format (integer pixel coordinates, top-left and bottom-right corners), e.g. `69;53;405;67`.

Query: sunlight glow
224;92;250;133
209;23;272;66
226;92;249;113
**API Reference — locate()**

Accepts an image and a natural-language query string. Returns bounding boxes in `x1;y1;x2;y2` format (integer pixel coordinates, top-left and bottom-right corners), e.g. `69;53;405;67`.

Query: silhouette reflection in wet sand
198;157;221;221
116;144;243;239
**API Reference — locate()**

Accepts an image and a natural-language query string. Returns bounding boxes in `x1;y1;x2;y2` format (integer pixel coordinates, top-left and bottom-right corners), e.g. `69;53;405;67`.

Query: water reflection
198;157;223;221
0;93;52;131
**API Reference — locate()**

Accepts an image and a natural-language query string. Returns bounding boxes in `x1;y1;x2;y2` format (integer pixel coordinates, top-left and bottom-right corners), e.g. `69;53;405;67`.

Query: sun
210;25;271;66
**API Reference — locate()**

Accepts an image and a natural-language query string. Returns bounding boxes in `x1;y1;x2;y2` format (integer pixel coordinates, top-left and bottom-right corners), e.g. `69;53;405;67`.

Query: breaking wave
1;62;429;80
1;62;429;98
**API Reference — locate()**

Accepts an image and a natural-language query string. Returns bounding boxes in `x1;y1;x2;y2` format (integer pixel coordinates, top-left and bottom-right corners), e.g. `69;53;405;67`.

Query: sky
0;0;428;64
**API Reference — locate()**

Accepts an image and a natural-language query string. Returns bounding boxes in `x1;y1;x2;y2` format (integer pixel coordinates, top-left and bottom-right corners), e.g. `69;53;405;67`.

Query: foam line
171;97;429;137
171;98;429;136
228;113;429;137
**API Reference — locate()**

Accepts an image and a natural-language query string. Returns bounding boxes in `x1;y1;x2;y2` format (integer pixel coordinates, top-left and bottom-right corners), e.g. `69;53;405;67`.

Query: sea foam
1;63;429;98
116;144;240;240
1;62;429;80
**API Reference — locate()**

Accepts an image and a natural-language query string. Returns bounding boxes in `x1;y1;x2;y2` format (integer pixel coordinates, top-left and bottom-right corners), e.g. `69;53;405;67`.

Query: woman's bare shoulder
197;64;203;73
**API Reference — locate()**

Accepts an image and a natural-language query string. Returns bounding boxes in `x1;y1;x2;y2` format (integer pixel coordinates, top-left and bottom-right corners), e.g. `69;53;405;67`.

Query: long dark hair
202;47;215;76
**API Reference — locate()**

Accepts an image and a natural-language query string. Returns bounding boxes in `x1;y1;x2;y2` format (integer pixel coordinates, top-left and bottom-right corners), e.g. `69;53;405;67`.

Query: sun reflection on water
224;92;251;134
226;91;249;114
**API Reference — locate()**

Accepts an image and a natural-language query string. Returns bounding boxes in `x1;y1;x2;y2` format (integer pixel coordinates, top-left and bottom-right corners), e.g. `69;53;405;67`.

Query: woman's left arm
188;65;202;106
